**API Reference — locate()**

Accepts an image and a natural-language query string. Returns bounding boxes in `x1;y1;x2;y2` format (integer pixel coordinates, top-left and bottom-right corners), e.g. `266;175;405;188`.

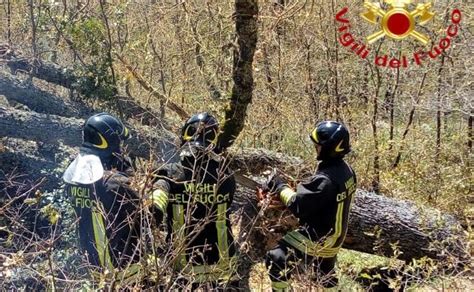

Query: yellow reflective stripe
210;130;218;145
272;281;290;291
93;133;109;149
283;231;313;256
283;231;340;258
335;140;345;152
334;201;344;240
216;203;229;260
184;256;237;283
324;201;344;247
280;187;297;205
311;128;319;143
151;189;168;212
188;256;237;274
183;125;194;141
91;263;142;284
91;210;114;270
172;204;187;269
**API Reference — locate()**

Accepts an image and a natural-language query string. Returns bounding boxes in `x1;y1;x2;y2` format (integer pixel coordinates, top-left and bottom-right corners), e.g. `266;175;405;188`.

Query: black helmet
181;112;219;149
310;121;351;160
82;113;130;158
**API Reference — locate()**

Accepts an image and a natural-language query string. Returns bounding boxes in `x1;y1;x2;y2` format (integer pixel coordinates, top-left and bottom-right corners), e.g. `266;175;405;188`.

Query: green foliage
74;63;117;100
66;18;117;100
68;18;106;58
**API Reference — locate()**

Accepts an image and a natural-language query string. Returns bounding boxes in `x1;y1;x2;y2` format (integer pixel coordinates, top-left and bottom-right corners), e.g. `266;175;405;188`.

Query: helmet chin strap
180;143;221;168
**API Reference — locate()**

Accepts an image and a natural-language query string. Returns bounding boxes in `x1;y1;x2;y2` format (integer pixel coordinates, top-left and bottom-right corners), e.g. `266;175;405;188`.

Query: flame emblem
361;0;435;45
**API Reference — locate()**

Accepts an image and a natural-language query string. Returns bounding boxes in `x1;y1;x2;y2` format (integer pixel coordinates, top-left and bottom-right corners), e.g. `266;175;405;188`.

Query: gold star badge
361;0;435;45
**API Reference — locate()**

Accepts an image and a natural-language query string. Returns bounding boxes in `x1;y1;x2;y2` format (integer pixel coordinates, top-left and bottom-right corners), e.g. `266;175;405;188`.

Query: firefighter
151;112;238;289
265;121;357;291
63;113;143;281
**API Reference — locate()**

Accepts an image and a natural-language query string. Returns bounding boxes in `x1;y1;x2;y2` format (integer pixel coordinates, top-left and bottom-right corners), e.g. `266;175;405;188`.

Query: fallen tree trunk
5;55;76;89
0;106;468;264
234;185;469;262
231;149;469;264
0;72;88;117
0;137;73;191
0;106;84;146
0;106;177;162
1;46;163;126
227;147;311;176
344;191;467;263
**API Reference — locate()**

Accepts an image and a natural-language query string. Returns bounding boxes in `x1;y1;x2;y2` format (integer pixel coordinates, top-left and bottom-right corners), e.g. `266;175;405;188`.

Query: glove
265;173;288;195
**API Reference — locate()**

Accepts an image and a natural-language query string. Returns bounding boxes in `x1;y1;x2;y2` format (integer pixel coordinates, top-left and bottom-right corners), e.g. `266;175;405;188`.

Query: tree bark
469;111;473;151
0;137;73;191
227;147;311;175
0;72;89;117
218;0;258;150
0;106;177;162
5;52;76;89
1;47;164;125
344;190;467;263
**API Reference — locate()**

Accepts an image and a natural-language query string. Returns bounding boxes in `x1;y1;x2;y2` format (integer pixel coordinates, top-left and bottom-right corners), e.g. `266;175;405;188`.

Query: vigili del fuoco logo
335;0;462;69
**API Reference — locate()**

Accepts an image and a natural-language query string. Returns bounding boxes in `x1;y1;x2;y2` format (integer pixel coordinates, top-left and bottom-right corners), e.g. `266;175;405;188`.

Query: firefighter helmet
310;121;351;160
181;112;219;149
82;113;130;158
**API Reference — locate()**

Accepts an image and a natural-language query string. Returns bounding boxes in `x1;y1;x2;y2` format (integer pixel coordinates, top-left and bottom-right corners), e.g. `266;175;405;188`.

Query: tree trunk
0;72;89;117
218;0;258;150
344;191;466;263
469;111;473;151
0;106;177;163
1;47;164;125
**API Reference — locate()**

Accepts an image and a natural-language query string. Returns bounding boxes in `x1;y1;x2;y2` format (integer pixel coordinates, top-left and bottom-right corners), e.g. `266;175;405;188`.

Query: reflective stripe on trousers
172;204;187;269
272;281;290;292
183;256;238;283
282;201;345;258
216;203;229;260
171;202;236;282
91;208;114;270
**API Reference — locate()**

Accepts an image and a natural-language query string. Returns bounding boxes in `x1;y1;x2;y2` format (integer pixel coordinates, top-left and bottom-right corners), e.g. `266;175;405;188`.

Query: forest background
0;0;472;290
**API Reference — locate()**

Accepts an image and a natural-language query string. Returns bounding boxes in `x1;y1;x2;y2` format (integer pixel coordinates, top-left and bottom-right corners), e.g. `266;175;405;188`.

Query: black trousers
265;242;338;290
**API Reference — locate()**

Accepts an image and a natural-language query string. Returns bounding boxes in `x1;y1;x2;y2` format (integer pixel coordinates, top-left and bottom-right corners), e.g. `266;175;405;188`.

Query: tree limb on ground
0;106;176;162
0;71;89;117
1;45;164;126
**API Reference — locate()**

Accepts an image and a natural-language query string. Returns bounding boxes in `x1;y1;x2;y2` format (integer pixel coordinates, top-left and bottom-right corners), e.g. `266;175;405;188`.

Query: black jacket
286;158;356;247
155;155;236;267
64;155;141;269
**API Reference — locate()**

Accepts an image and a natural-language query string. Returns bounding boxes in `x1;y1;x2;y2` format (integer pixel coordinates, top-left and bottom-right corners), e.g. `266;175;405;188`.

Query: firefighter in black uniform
265;121;357;291
151;112;237;289
63;113;143;281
